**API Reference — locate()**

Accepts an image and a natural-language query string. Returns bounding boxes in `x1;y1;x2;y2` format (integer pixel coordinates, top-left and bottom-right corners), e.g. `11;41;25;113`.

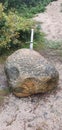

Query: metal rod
30;29;34;50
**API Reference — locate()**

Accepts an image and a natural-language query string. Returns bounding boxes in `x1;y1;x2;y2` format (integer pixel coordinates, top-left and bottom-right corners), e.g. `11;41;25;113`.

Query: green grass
45;40;62;50
0;49;14;63
0;88;10;96
0;55;8;64
0;88;10;106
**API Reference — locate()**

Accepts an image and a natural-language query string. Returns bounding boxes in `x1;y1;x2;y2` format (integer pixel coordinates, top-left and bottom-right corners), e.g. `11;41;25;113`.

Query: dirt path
34;0;62;41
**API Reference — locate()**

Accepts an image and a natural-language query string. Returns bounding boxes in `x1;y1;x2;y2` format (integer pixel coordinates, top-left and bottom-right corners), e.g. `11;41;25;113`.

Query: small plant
36;127;43;130
45;40;62;49
60;3;62;12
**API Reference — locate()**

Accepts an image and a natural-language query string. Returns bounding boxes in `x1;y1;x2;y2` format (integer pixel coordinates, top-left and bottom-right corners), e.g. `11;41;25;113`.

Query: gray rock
4;49;59;97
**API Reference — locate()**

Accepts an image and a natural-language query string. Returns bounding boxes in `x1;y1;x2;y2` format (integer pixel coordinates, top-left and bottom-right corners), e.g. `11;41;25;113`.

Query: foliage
19;5;45;18
1;0;57;18
1;0;56;8
0;0;56;55
0;3;35;54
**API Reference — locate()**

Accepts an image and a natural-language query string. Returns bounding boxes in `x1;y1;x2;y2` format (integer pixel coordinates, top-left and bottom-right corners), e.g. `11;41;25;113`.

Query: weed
45;40;62;49
60;3;62;12
36;127;43;130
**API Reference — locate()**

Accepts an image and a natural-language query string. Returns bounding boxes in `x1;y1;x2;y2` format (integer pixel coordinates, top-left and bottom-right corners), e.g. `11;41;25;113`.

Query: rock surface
4;49;59;97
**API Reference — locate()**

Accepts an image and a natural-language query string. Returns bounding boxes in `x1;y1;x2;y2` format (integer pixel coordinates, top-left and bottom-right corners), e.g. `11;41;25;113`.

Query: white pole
30;29;34;50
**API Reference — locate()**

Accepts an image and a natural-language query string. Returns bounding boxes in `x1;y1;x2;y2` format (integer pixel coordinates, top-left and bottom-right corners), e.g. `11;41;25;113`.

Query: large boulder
4;49;59;97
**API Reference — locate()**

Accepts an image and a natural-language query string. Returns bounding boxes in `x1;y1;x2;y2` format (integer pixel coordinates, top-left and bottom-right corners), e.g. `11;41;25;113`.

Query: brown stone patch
13;77;59;97
13;78;38;97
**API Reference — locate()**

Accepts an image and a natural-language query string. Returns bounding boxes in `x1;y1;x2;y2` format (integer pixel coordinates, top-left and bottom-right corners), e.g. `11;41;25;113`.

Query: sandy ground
34;0;62;41
0;0;62;130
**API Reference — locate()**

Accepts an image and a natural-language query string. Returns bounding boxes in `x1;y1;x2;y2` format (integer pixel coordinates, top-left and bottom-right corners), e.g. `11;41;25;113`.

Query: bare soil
34;0;62;41
0;0;62;130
